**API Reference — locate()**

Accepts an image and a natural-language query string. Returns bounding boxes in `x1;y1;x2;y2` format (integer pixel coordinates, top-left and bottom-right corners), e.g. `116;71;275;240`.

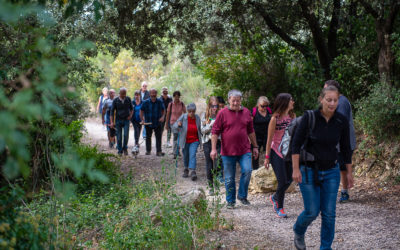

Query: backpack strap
267;107;272;114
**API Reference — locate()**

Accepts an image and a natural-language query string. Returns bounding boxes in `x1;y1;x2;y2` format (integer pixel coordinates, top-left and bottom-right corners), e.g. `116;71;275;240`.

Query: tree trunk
376;25;395;85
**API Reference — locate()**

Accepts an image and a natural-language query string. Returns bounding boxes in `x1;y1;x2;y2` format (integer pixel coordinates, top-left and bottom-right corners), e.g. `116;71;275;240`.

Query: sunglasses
260;105;268;108
211;105;218;108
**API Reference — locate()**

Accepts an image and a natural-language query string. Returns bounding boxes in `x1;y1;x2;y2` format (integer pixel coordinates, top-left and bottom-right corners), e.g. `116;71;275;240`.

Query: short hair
217;96;225;104
228;89;242;99
141;81;148;87
134;90;141;95
102;87;108;92
173;91;181;97
324;80;341;92
109;89;115;93
149;88;157;94
187;103;196;111
257;96;270;105
119;87;127;93
161;87;168;91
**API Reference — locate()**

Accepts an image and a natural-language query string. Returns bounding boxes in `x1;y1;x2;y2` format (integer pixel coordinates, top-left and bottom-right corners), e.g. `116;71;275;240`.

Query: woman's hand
178;121;182;127
264;158;270;169
210;149;217;161
292;168;302;184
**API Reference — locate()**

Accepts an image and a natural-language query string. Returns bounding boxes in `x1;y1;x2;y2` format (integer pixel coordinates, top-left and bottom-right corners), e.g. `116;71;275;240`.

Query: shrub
355;83;400;139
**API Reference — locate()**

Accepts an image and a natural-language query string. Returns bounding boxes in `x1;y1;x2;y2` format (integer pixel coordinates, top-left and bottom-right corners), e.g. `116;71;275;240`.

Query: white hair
141;81;148;87
109;89;116;93
228;89;242;99
102;87;108;92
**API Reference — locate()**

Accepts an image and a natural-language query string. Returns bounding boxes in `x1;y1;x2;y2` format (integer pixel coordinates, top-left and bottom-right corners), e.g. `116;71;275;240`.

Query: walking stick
174;131;180;178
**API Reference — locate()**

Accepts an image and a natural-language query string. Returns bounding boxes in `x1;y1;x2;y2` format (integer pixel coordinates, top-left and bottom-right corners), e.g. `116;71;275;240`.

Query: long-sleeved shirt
292;109;352;170
111;97;133;121
212;107;254;156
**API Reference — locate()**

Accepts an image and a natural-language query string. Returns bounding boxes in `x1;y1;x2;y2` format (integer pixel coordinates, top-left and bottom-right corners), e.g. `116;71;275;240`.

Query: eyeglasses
260;105;268;108
211;105;218;108
290;98;295;102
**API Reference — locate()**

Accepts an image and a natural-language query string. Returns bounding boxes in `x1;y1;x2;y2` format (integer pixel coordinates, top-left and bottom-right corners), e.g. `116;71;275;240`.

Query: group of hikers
97;79;356;250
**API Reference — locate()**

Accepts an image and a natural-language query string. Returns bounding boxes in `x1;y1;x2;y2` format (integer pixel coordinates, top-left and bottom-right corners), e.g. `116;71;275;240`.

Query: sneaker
109;141;114;148
118;152;122;156
156;152;165;157
294;231;306;250
173;154;177;159
238;197;250;205
123;149;128;155
276;208;288;218
166;142;172;148
145;151;151;155
190;170;197;181
226;202;235;209
339;191;350;203
269;195;278;212
182;168;189;178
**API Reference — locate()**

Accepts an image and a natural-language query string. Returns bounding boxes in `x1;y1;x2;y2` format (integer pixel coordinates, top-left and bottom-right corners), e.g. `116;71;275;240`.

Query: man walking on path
140;88;166;156
324;80;356;202
110;88;133;156
160;87;173;148
211;89;259;209
139;81;150;140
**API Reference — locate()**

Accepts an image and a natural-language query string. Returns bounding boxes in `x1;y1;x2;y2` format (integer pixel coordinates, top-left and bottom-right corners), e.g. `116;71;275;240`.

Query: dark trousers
203;140;223;186
131;120;142;146
145;124;163;153
270;149;293;209
252;135;267;169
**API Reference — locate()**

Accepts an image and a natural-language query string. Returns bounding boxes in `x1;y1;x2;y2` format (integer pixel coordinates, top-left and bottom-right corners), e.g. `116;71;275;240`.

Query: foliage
27;175;222;249
355;83;400;139
0;186;50;249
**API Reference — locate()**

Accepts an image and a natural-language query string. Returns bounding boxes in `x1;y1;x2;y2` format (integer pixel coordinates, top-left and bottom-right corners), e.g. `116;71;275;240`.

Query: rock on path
84;118;400;249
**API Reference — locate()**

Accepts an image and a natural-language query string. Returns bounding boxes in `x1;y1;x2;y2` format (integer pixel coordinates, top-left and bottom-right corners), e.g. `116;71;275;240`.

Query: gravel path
84;118;400;249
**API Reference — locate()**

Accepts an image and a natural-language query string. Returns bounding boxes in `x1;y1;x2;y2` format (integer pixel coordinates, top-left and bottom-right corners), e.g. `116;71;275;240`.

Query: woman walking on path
131;90;143;148
173;103;202;181
201;97;223;194
165;91;186;159
252;96;271;170
264;93;295;218
292;86;353;250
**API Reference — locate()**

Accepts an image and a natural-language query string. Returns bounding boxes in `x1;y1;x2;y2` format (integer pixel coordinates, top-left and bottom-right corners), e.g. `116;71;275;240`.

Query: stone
249;167;297;194
150;187;206;224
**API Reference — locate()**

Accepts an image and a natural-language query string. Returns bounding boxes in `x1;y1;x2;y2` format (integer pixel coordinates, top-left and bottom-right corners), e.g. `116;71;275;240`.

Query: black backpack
278;110;315;162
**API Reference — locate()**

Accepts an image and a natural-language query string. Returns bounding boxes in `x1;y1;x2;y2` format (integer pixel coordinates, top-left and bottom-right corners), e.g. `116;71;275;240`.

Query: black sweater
292;109;352;170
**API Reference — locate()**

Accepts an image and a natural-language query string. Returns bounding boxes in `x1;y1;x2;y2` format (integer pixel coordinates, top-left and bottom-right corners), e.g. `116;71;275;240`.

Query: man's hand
178;121;182;127
110;122;114;128
127;115;132;121
347;172;354;189
210;149;217;161
252;147;259;160
159;116;165;123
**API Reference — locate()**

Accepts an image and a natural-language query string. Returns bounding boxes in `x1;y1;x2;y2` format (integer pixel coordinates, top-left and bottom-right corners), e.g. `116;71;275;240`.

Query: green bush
0;186;50;249
74;145;118;193
355;83;400;139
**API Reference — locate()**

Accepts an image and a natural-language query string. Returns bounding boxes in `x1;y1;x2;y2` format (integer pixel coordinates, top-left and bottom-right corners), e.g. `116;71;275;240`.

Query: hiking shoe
339;191;350;203
190;170;197;181
118;152;122;156
182;168;189;178
109;141;114;148
294;231;306;250
123;149;128;155
226;202;235;209
276;208;288;218
145;151;151;155
156;152;165;157
269;195;278;212
238;197;250;205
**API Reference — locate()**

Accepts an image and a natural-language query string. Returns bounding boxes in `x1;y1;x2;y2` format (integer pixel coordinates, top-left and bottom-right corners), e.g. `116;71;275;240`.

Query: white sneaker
166;142;172;148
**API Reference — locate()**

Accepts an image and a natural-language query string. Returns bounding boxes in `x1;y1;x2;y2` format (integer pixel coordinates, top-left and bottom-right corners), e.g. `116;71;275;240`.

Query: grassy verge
24;147;223;249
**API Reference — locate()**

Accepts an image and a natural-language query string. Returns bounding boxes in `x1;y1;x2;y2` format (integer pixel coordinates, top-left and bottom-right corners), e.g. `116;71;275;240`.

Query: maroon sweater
212;107;254;156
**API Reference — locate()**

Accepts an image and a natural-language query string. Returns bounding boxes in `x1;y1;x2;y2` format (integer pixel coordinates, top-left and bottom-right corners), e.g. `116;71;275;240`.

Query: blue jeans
115;119;130;153
221;153;252;203
293;164;340;250
183;141;200;170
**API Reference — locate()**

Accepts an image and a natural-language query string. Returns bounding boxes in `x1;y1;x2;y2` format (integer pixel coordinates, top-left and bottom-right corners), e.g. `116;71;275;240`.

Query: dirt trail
84;118;400;249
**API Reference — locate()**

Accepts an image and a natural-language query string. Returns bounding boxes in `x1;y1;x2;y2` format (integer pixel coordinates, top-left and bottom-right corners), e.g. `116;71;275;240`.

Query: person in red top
211;90;259;209
173;103;202;181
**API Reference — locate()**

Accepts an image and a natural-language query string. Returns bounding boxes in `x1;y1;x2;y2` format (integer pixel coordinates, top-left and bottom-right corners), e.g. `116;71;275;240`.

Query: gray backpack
278;110;315;162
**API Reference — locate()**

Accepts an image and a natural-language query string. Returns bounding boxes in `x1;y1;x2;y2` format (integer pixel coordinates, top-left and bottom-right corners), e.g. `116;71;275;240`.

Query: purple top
212;107;255;156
